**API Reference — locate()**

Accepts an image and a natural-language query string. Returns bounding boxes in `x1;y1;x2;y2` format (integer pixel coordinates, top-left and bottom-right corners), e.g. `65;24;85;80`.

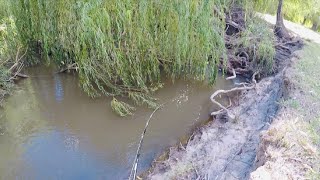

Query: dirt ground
146;72;287;180
145;16;320;180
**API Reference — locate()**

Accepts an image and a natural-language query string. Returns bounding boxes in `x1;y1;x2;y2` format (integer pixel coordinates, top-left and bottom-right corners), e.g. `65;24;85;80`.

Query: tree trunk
302;17;307;25
312;22;319;31
274;0;290;39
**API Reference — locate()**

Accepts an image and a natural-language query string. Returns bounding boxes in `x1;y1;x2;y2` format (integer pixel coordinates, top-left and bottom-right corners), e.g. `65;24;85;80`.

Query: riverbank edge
144;37;304;180
144;39;320;179
143;63;292;179
250;43;320;179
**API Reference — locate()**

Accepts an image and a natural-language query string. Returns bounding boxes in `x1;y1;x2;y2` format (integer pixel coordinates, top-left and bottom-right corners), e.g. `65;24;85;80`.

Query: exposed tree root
226;68;236;80
218;4;303;80
211;73;257;119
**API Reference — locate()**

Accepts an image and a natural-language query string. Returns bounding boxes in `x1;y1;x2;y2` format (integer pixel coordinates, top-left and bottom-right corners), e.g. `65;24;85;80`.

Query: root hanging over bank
211;72;257;120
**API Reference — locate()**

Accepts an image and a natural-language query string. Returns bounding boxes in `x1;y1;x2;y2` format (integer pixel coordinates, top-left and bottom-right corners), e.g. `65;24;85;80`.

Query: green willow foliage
7;0;274;115
0;1;22;94
242;17;275;74
9;0;229;115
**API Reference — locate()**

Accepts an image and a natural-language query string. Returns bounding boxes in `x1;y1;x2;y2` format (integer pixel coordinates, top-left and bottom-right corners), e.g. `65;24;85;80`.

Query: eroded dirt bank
145;14;320;179
145;21;305;180
146;71;286;180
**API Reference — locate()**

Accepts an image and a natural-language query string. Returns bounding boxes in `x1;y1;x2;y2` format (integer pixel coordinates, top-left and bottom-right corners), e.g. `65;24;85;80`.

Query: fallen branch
16;73;29;78
6;47;29;81
211;73;257;119
7;63;24;82
226;19;245;32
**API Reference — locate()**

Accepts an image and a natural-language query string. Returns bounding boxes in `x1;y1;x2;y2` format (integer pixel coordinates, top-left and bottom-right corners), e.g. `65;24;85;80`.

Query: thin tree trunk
312;22;319;31
274;0;290;39
302;17;307;25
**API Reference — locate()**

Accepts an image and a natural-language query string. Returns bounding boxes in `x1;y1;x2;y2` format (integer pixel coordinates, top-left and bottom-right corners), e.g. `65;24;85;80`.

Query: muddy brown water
0;67;236;179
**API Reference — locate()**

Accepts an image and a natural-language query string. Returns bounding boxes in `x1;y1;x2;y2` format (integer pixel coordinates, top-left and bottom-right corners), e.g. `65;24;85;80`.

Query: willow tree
9;0;233;115
7;0;276;115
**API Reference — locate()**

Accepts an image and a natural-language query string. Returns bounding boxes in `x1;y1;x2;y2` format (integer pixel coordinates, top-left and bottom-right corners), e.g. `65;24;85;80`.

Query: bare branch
226;68;236;80
129;103;165;180
210;73;258;119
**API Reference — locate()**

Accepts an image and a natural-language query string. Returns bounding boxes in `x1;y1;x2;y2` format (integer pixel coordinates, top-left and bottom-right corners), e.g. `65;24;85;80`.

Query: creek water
0;67;235;179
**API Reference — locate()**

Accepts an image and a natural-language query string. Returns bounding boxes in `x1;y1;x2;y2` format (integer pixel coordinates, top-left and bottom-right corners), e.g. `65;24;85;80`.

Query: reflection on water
54;75;64;103
0;66;234;179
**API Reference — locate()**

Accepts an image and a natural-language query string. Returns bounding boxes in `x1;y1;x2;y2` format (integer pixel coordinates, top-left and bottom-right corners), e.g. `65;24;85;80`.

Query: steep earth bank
145;16;306;180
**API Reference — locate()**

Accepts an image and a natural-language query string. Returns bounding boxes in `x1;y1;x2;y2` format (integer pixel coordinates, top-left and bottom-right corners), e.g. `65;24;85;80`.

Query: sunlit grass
294;43;320;178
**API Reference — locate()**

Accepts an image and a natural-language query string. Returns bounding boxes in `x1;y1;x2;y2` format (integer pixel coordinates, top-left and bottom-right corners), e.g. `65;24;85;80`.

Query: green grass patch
295;43;320;178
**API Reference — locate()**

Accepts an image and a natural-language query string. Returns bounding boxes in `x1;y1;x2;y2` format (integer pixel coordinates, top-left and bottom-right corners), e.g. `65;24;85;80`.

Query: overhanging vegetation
1;0;276;115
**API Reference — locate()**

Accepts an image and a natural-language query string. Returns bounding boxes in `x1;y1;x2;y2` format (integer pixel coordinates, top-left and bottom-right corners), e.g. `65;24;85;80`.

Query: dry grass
251;43;320;179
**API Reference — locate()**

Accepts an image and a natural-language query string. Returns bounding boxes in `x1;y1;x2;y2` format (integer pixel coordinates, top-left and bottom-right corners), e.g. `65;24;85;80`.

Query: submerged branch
129;103;165;180
58;63;78;73
7;47;28;82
